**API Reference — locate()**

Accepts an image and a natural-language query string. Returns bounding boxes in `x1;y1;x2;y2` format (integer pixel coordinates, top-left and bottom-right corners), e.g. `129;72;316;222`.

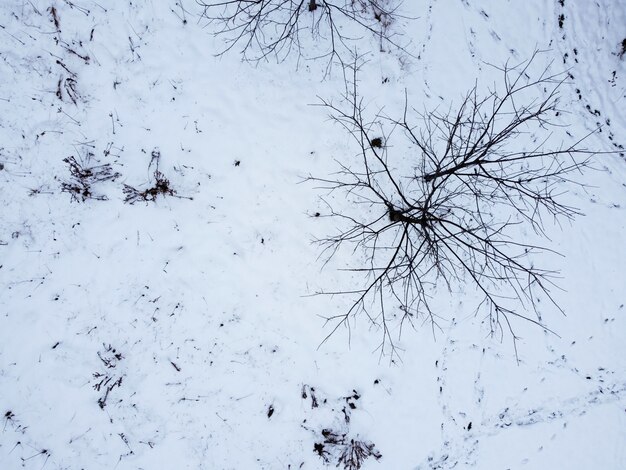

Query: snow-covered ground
1;1;625;469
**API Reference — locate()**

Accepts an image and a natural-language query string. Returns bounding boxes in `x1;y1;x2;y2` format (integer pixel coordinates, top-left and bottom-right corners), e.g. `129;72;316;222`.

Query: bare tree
309;53;598;358
197;0;409;70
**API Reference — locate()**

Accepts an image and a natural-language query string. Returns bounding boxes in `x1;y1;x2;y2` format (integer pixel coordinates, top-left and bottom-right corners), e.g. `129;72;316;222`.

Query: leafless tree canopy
197;0;408;67
310;53;597;358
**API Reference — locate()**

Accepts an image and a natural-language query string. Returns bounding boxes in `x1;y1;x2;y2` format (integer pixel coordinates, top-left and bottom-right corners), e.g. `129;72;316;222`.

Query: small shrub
123;171;175;204
123;149;189;204
314;429;382;470
60;154;120;202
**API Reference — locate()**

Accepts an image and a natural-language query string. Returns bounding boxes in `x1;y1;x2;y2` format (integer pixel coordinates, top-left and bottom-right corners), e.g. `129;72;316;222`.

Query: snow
1;0;625;469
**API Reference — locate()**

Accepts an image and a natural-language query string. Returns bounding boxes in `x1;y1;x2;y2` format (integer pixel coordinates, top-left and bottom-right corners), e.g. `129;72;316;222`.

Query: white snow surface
1;1;625;469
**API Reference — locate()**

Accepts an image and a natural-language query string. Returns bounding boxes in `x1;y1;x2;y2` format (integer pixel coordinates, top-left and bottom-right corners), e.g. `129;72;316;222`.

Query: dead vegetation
60;153;120;202
122;149;190;204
